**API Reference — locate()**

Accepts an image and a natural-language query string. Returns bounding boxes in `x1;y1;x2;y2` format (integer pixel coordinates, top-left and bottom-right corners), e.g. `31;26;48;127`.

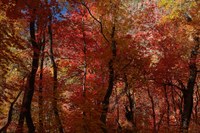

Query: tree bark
181;36;199;132
114;88;122;133
82;17;88;133
100;26;116;133
124;74;136;131
194;87;199;124
147;88;157;133
163;85;170;131
48;15;64;133
16;21;40;133
38;34;45;133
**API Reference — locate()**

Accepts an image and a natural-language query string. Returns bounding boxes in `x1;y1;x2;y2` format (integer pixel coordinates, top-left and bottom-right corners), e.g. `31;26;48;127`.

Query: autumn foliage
0;0;199;133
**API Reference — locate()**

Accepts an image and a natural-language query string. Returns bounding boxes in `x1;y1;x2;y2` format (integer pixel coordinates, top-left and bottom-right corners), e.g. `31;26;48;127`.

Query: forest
0;0;199;133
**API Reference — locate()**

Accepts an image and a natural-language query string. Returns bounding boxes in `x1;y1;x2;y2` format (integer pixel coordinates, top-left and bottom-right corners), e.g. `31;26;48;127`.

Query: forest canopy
0;0;199;133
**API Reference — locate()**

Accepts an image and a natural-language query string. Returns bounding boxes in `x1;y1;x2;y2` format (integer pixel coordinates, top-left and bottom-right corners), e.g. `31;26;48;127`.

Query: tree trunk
194;88;199;124
100;26;116;133
82;17;88;133
16;21;40;133
163;85;170;131
181;36;199;132
171;88;179;125
48;15;64;133
38;34;45;133
147;88;157;133
124;74;136;131
115;88;122;133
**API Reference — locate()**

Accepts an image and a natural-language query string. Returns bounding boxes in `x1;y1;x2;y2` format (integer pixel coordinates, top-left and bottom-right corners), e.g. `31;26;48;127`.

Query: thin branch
0;75;28;132
163;81;184;92
81;2;110;43
177;79;186;90
156;112;165;132
0;90;23;132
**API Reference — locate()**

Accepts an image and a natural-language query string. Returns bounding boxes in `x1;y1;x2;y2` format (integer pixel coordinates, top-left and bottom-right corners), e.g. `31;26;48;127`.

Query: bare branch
163;81;184;92
156;112;165;132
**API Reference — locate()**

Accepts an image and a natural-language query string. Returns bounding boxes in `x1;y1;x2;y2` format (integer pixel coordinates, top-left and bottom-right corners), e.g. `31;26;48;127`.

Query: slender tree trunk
115;88;122;133
82;17;87;100
16;20;40;133
82;17;88;133
171;88;179;125
100;26;116;133
181;36;199;132
175;89;184;121
38;34;45;133
194;87;199;124
124;74;136;131
48;15;64;133
147;88;157;133
163;85;170;131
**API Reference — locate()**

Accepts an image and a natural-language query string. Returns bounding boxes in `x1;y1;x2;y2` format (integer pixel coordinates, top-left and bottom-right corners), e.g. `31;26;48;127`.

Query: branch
0;90;23;132
184;12;192;22
163;81;184;92
173;89;182;100
177;79;186;90
0;75;28;132
81;2;110;43
156;112;165;132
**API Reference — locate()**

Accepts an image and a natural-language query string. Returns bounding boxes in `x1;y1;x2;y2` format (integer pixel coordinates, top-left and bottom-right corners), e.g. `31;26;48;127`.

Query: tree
0;0;199;132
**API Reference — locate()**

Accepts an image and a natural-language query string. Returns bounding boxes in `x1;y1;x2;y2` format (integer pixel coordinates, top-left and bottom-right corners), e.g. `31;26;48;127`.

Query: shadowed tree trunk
81;16;88;133
193;85;199;124
163;85;170;131
147;87;157;133
171;87;179;125
16;20;40;133
38;34;45;133
81;3;117;132
100;26;116;133
124;74;136;131
114;88;122;133
181;36;199;133
48;15;64;133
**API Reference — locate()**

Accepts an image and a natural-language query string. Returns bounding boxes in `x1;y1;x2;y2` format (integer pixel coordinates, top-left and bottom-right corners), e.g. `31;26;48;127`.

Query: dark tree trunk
48;15;64;133
16;21;40;133
194;88;199;124
124;74;136;131
114;88;122;133
171;88;179;125
38;34;45;133
181;36;199;133
163;85;170;131
100;26;116;133
181;89;194;132
147;88;157;133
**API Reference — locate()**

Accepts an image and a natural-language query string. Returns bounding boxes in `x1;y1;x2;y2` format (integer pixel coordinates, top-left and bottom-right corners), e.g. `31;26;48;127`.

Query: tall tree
16;19;40;133
48;15;64;133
